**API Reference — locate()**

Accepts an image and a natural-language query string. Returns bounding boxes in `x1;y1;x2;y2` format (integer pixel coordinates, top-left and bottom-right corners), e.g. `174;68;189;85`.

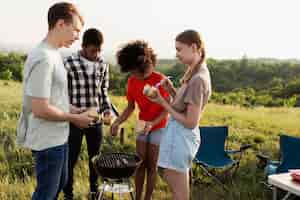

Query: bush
294;95;300;107
0;52;25;81
0;69;13;80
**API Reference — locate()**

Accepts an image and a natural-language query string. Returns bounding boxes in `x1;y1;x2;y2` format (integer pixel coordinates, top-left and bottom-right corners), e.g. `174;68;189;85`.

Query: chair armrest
226;149;241;154
240;144;252;151
256;153;270;162
268;160;280;165
226;144;252;154
193;157;200;163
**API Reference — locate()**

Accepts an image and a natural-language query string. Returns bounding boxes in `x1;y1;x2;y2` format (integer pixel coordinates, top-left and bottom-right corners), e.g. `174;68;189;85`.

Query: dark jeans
63;123;103;199
32;143;68;200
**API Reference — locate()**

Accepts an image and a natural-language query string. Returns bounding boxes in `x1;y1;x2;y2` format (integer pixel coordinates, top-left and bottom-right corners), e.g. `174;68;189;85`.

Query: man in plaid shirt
63;28;113;200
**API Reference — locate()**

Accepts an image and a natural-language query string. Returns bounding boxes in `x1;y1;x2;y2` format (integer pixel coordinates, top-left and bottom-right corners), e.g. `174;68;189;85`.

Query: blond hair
176;30;206;84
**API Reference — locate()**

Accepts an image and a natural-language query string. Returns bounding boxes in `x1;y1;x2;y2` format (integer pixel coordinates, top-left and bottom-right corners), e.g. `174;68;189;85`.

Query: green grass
0;80;299;200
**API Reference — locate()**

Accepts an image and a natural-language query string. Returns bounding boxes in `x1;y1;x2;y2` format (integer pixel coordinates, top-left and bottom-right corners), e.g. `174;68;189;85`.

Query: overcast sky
0;0;299;59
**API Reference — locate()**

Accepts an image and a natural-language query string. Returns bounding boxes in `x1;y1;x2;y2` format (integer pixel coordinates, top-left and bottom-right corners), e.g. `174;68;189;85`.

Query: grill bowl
92;153;142;180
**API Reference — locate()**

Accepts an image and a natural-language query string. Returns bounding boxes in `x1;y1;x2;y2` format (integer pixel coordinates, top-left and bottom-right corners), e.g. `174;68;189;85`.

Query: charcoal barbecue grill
91;108;142;199
92;145;142;199
92;152;142;180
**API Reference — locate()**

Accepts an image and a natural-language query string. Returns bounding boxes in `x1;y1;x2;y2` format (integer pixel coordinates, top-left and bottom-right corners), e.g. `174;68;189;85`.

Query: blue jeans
32;143;68;200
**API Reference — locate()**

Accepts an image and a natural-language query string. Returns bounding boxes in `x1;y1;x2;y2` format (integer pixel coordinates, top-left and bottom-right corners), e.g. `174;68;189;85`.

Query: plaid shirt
64;51;111;113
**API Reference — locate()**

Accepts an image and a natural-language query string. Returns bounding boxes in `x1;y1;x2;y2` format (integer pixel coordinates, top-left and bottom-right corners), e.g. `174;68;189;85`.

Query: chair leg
191;165;204;185
232;162;240;177
199;165;228;191
222;162;239;182
260;181;273;190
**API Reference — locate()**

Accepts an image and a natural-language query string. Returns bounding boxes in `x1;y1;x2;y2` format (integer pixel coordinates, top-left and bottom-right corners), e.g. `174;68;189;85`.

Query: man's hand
70;105;86;114
70;112;94;129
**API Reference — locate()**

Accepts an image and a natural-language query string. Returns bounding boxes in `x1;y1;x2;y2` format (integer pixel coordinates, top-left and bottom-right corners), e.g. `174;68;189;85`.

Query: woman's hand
146;88;165;105
143;121;154;135
110;121;120;136
160;77;174;94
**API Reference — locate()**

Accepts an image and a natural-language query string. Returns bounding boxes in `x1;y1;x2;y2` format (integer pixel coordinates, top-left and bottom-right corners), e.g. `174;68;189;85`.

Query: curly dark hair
116;40;157;73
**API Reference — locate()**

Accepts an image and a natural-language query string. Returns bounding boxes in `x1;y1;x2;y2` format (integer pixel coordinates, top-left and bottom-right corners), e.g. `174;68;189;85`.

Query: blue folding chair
257;134;300;200
257;134;300;176
192;126;251;189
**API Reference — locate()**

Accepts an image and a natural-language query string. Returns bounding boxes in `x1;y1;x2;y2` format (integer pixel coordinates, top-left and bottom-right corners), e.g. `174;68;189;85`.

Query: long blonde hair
176;30;206;84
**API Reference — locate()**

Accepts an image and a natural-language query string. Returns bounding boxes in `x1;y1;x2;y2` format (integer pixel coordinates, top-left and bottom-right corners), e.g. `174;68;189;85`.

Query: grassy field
0;80;299;200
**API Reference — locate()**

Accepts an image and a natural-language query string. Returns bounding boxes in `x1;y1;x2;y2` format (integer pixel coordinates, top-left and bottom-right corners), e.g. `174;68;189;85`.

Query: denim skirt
158;117;200;173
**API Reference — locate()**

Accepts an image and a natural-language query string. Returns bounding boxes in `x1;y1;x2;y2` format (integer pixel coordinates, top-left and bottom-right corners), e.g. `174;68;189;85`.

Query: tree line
1;52;299;107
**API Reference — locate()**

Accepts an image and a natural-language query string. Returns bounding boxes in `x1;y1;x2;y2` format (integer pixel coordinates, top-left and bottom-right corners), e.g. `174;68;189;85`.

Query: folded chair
192;126;252;189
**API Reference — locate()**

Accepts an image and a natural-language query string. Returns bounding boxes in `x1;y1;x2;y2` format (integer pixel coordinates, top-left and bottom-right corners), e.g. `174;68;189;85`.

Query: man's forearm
32;101;74;122
33;104;70;121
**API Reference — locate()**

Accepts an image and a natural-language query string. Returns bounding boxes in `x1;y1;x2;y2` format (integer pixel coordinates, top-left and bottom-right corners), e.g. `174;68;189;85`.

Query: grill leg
128;179;135;200
118;181;123;200
111;182;114;200
97;184;105;200
130;191;135;200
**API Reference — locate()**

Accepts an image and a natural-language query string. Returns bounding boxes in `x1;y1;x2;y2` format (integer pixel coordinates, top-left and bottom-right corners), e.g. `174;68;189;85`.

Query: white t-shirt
20;41;70;150
80;56;100;75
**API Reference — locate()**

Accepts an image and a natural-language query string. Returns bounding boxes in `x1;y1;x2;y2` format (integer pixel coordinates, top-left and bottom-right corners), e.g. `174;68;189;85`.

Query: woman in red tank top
110;40;170;200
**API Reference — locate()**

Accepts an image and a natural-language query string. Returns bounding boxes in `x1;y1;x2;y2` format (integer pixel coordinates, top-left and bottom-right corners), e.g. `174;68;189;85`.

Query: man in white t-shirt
16;2;94;200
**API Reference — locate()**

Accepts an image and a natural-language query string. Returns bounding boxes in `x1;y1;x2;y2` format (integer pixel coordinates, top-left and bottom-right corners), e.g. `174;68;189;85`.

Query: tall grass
0;80;299;199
